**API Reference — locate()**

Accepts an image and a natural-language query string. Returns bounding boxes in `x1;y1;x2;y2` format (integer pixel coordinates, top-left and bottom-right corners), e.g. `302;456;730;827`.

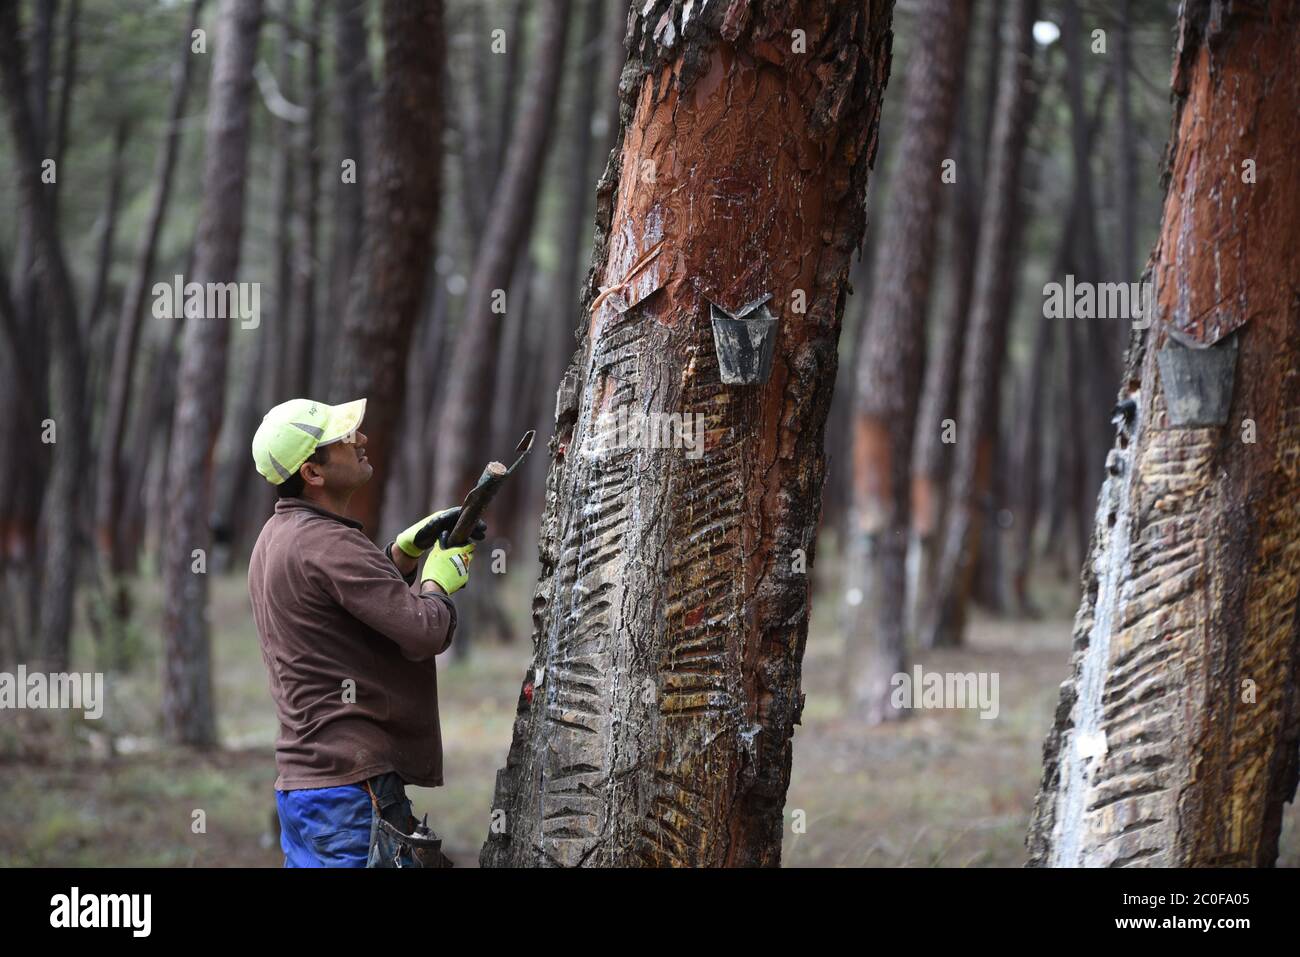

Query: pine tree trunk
431;0;571;511
94;0;204;646
325;0;369;330
843;0;972;723
481;0;895;868
330;0;443;537
271;0;297;397
1113;0;1137;281
84;118;128;342
0;0;90;671
1027;0;1300;867
160;0;263;747
293;2;321;395
904;16;994;640
452;1;493;249
211;0;312;568
545;0;605;400
921;0;1040;650
517;0;608;610
6;0;57;643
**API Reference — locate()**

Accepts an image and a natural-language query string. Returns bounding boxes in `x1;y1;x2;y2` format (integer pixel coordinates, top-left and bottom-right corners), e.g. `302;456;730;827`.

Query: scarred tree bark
481;0;895;868
160;0;263;746
843;0;972;723
1028;0;1300;867
921;0;1039;650
330;0;443;536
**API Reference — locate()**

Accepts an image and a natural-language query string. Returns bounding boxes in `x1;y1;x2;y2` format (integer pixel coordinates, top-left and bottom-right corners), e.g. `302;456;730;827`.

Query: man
247;397;483;867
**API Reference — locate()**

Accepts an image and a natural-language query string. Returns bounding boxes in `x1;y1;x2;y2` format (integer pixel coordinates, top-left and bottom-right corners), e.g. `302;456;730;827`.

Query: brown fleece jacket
248;497;457;789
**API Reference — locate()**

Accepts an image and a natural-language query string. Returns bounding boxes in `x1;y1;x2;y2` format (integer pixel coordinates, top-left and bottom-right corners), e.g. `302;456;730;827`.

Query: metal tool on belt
377;813;454;868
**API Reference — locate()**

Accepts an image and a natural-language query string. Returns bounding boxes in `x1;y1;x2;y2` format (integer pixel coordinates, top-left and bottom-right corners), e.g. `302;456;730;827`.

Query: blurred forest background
1;0;1297;866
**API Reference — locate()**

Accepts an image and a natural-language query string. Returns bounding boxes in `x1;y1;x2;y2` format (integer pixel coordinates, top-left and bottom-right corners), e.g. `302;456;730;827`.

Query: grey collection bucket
1155;332;1238;428
709;293;778;385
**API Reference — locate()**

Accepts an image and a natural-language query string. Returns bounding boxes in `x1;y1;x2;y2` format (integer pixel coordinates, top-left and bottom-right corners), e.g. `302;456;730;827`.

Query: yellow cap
251;397;367;485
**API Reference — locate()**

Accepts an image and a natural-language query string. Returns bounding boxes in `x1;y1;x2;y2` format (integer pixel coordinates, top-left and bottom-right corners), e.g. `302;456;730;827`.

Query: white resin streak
1050;388;1144;867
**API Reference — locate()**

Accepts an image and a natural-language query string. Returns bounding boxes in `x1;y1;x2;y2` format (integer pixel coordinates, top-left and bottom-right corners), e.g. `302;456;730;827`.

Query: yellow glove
421;537;477;594
395;506;465;558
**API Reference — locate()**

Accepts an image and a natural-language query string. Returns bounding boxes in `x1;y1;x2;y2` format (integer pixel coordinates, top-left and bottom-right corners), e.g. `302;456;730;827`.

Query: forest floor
3;561;1298;868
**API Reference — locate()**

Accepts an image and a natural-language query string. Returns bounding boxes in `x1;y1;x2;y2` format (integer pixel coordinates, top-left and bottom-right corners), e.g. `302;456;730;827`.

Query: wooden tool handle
446;461;508;546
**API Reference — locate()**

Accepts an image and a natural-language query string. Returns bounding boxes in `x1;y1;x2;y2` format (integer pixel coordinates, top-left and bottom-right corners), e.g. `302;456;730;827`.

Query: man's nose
354;430;368;448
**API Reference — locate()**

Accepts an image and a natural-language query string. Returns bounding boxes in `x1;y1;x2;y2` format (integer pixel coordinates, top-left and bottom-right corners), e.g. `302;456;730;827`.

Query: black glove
396;506;482;557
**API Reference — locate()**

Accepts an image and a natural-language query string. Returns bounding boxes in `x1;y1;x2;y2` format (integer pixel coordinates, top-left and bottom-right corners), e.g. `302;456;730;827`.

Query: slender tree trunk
95;0;205;589
1008;315;1051;614
124;307;186;573
481;0;895;868
1029;1;1300;867
494;0;528;179
325;0;369;326
84;118;129;341
386;270;442;532
0;245;43;664
0;0;89;672
595;0;626;165
453;1;492;249
1062;0;1119;541
160;0;264;747
330;0;444;537
207;0;294;565
1113;0;1137;282
7;0;58;649
51;0;79;202
406;275;449;517
546;0;604;398
271;0;297;396
81;117;130;449
843;0;973;723
432;0;570;510
921;0;1040;651
975;401;1012;611
1036;70;1113;581
1009;203;1081;614
518;0;606;587
904;26;992;639
1062;307;1090;568
294;2;321;395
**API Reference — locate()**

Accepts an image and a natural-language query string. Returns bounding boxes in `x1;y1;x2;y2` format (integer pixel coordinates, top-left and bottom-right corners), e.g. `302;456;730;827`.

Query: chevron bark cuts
481;0;895;867
1028;1;1300;867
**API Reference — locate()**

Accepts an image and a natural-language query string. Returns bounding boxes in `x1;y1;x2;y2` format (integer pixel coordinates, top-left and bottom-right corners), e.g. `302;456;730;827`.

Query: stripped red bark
482;0;895;867
1029;0;1300;867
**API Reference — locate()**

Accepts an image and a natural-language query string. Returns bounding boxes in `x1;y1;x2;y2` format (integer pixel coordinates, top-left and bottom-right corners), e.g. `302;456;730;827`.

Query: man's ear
300;458;327;488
